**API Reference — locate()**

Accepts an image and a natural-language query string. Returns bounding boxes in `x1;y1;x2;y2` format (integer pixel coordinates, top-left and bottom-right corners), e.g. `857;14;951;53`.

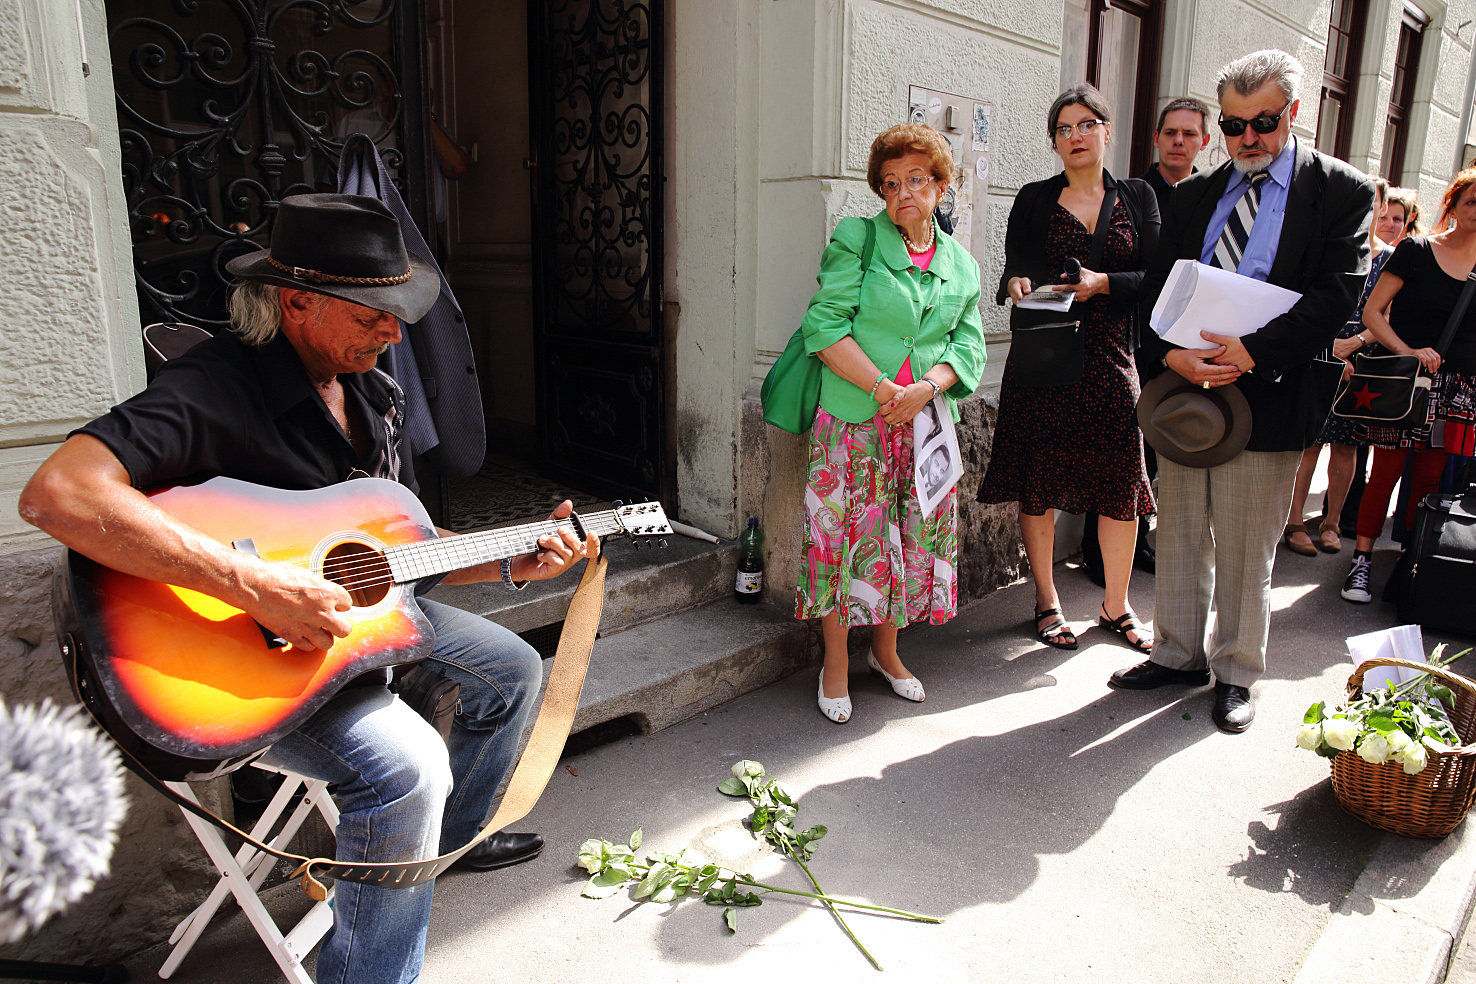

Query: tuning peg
612;499;624;508
659;538;668;548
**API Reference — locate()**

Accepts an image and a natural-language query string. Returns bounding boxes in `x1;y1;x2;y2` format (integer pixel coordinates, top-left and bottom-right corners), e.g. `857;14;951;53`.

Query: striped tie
1212;171;1270;272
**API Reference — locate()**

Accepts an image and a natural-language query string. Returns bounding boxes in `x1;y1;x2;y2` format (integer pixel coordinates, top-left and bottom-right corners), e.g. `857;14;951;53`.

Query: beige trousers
1152;450;1301;688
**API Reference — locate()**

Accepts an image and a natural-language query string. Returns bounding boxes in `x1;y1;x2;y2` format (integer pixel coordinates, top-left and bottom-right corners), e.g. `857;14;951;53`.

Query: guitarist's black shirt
76;331;416;495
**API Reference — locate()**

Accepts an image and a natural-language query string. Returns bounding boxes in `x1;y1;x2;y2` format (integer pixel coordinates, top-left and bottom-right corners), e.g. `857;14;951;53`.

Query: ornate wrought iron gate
527;0;666;503
109;0;430;330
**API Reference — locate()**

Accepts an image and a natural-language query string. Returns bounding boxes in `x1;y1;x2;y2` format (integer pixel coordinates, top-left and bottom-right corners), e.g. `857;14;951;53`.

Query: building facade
3;0;1473;964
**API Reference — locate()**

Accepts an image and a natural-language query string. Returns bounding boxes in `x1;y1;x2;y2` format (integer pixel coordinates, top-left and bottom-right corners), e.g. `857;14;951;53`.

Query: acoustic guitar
52;476;671;781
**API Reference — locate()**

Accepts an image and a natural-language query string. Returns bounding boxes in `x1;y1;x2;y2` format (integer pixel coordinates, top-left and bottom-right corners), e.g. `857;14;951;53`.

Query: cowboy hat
224;194;439;323
1136;370;1252;468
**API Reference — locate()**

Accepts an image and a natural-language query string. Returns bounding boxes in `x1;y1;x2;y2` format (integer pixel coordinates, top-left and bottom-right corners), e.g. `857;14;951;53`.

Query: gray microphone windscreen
0;699;128;942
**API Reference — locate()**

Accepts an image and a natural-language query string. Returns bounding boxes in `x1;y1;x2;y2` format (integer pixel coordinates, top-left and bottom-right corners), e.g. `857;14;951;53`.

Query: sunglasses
1217;102;1290;137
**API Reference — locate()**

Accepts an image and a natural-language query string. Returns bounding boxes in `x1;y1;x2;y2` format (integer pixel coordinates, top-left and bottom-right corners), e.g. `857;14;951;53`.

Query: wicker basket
1329;656;1476;838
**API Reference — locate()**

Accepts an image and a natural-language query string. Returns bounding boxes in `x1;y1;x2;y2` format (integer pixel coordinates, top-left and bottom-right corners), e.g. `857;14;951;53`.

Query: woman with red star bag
1337;168;1476;604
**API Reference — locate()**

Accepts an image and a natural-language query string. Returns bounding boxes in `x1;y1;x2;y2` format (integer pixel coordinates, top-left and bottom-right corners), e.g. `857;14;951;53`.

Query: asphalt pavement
124;521;1476;984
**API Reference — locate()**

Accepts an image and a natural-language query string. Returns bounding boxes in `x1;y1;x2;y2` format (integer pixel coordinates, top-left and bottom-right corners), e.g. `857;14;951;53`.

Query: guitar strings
288;514;632;587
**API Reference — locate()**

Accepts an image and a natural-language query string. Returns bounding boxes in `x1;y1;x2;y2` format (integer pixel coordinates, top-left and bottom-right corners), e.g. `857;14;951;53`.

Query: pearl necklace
902;221;935;254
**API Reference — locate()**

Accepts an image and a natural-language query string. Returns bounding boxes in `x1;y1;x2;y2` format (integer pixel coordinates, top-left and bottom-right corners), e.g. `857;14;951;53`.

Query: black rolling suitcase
1385;477;1476;635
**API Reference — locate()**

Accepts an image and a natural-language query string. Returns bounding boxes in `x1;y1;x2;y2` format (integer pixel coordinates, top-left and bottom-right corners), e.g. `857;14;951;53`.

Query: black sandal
1099;605;1153;654
1034;606;1078;650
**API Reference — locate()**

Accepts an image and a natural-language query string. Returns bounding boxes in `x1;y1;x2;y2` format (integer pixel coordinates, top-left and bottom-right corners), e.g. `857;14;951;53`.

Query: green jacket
800;211;985;424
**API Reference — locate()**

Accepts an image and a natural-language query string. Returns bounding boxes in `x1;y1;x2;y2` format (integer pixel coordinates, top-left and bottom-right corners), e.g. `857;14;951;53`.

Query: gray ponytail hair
228;281;283;346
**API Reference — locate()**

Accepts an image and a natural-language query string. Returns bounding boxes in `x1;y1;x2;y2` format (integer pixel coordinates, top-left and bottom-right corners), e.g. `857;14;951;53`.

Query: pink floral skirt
795;407;958;628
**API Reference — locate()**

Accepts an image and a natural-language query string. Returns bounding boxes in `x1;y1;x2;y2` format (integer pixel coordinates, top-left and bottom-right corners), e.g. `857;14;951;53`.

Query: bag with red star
1331;351;1431;428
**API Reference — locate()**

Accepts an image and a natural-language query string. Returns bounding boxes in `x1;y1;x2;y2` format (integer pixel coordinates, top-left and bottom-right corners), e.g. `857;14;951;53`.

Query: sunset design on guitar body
56;477;670;777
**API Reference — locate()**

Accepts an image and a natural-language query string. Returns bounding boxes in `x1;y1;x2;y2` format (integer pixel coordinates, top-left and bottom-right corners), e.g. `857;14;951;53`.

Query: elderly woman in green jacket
798;123;986;724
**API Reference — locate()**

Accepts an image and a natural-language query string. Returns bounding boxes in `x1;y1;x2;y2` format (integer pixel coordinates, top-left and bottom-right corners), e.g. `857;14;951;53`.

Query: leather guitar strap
97;554;607;900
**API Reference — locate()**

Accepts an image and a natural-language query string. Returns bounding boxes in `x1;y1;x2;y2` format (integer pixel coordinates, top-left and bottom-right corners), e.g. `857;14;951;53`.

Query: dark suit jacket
1139;141;1376;452
996;170;1161;322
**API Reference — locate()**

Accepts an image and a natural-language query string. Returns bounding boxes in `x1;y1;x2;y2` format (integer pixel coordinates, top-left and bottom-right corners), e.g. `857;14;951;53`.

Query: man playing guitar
19;194;596;984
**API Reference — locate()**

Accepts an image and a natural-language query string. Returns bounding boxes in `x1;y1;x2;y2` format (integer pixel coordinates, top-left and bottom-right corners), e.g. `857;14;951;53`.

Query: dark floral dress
977;201;1154;521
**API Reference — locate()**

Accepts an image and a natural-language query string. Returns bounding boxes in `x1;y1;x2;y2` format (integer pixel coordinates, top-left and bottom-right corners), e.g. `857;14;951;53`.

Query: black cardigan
994;170;1161;322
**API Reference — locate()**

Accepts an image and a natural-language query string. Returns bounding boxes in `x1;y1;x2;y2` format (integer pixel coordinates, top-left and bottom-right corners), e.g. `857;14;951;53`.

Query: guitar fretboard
384;509;642;583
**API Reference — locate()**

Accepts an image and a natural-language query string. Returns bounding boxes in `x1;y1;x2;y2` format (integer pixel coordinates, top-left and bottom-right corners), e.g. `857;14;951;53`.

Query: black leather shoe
455;831;545;872
1132;543;1156;575
1212;683;1255;733
1108;660;1211;690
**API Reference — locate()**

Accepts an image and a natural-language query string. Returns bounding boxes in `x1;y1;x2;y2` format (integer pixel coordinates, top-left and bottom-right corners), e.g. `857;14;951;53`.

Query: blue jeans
259;599;541;984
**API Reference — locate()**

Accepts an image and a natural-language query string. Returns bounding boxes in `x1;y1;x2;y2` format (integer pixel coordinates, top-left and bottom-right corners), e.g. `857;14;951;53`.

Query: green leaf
717;777;748;796
581;869;630;899
724;907;739;932
802;824;828;842
651;884;680;904
629;828;643;851
1304;702;1326;725
730;891;764;907
633;862;670;900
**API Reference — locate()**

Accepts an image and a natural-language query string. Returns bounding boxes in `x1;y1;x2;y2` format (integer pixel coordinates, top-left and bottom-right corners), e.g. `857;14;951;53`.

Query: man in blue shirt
1109;50;1375;733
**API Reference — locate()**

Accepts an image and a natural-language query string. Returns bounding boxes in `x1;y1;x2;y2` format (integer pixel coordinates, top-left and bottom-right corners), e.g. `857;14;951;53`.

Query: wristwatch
501;556;529;591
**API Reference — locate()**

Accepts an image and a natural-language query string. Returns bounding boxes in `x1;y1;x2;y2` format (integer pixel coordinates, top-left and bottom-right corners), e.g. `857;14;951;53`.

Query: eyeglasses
880;174;936;197
1217;102;1291;137
1052;119;1105;141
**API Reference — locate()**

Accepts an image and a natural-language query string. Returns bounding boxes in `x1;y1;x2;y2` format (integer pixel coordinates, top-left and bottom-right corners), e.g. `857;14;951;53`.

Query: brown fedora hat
1136;370;1252;468
225;194;440;323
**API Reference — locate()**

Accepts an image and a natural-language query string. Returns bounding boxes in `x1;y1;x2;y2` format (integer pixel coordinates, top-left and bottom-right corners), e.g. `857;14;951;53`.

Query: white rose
1322;718;1359;751
1358;734;1393;764
1386;730;1414;754
1399;743;1429;775
1296;724;1324;750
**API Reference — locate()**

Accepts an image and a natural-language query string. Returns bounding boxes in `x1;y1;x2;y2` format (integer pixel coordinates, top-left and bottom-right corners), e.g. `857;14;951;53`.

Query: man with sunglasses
1109;50;1376;733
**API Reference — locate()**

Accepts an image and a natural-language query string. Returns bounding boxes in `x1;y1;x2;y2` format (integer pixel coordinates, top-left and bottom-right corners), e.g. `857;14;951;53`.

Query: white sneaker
817;669;851;723
1341;555;1373;603
867;650;925;702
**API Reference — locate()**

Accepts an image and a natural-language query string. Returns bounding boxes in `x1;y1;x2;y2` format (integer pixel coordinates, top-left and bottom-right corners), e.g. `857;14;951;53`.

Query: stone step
570;595;817;735
427;531;739;638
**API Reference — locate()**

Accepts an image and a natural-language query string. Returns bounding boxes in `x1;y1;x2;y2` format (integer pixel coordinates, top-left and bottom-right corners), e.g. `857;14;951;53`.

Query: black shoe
455;831;545;872
1108;660;1211;690
1212;683;1255;733
1132;544;1156;575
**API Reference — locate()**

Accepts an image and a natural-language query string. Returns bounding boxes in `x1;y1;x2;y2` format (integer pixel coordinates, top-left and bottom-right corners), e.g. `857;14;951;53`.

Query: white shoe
867;650;925;702
817;669;851;723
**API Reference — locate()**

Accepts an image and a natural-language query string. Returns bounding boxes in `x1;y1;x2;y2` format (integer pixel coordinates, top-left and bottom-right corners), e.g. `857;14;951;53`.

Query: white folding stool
159;762;338;983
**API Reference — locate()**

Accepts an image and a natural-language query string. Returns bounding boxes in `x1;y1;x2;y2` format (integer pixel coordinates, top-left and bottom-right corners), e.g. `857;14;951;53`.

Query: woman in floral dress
795;123;986;724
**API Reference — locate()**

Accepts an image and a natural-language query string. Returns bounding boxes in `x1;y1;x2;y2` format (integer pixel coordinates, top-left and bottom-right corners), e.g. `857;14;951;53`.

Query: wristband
1358;333;1370;347
868;374;889;399
501;556;529;591
921;378;942;398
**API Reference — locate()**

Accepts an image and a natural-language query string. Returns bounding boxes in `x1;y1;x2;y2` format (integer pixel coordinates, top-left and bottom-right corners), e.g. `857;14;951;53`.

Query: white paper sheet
1345;625;1427;693
914;395;963;518
1149;259;1302;350
1015;288;1074;312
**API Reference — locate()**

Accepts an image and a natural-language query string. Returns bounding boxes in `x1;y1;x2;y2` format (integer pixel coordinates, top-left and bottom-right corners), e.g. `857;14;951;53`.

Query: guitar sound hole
323;542;392;608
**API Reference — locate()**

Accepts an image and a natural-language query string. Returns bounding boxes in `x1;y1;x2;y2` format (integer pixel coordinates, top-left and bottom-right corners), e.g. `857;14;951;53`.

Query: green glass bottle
734;517;763;604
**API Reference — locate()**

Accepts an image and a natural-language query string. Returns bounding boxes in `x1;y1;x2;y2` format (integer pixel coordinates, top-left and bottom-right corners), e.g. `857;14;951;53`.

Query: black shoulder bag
1331;267;1476;427
1009;184;1118;387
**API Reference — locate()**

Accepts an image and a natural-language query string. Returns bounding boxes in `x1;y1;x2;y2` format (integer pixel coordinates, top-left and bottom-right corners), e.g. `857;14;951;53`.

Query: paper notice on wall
976;156;990;182
973;103;990;151
949;171;973;250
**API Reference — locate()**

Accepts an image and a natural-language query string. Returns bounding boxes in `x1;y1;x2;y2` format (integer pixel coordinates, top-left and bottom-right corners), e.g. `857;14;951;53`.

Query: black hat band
266;254;412;287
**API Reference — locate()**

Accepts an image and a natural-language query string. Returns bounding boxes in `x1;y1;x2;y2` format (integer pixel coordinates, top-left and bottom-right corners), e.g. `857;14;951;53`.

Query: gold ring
1202;381;1211;389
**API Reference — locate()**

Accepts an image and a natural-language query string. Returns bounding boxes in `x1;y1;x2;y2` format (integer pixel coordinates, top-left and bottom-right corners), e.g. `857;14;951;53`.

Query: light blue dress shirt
1199;135;1297;281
